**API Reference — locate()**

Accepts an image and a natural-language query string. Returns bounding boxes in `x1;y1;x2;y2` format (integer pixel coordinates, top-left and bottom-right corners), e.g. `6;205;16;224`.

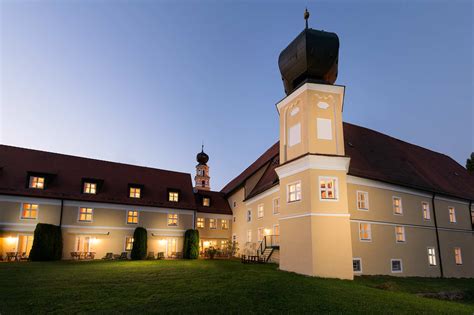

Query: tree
183;229;199;259
131;227;147;260
29;223;63;261
467;152;474;173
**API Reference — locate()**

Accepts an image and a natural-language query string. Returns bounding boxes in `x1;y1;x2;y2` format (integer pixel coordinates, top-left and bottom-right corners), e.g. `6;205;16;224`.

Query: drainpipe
59;199;64;227
431;193;444;278
193;210;196;230
470;200;473;230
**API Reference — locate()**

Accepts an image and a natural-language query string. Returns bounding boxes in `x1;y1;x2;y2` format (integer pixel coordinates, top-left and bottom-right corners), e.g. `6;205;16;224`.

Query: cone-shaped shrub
183;229;199;259
29;223;63;261
131;227;147;260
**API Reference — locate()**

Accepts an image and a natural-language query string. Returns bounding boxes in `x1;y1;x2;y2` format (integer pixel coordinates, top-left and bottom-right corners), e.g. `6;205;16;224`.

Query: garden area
0;259;473;314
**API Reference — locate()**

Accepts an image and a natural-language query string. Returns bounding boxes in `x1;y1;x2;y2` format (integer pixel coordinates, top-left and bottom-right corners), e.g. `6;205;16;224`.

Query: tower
274;9;354;279
194;146;210;191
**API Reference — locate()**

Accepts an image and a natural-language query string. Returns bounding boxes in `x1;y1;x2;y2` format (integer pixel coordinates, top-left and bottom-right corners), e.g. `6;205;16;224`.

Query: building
1;13;473;279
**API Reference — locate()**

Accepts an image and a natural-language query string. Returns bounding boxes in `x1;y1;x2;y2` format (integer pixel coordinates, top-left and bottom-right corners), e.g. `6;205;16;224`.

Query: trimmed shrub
131;227;147;260
29;223;63;261
183;229;199;259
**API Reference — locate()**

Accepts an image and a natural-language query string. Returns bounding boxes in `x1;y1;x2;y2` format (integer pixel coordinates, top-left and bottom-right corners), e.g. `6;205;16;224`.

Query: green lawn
0;260;472;314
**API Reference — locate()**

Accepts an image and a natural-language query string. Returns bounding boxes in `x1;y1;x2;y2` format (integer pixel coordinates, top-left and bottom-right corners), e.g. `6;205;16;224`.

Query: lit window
221;219;228;230
391;259;403;273
129;187;141;198
197;217;205;228
288;182;301;202
393;197;403;215
125;236;134;251
395;226;405;243
454;247;463;265
353;258;362;273
273;198;280;214
29;176;45;189
209;218;217;229
203;197;210;207
320;177;338;200
127;210;139;224
427;247;437;266
168;191;179;202
83;182;97;194
359;223;371;241
167;213;178;226
257;228;264;241
257;204;264;218
246;209;252;222
246;230;252;242
422;202;431;220
449;207;456;223
78;207;93;222
21;203;38;219
221;240;228;249
357;191;369;210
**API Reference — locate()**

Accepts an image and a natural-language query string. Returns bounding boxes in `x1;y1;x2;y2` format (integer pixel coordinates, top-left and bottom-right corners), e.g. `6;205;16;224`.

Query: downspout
470;200;473;230
59;199;64;227
431;193;443;278
193;209;196;230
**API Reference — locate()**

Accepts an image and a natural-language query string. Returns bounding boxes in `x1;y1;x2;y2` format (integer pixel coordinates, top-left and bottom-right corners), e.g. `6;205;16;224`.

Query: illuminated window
287;182;301;202
454;247;463;265
21;203;38;219
427;247;437;266
167;213;178;226
197;217;205;228
273;198;280;214
209;218;217;229
391;259;403;273
422;202;431;220
449;207;456;223
168;191;179;202
78;208;93;222
246;209;252;222
257;228;264;241
319;177;338;200
393;197;403;215
257;204;264;218
359;223;371;241
29;176;45;189
221;240;228;249
129;187;141;198
246;230;252;242
353;258;362;273
83;182;97;194
127;210;139;224
125;236;134;251
221;219;228;230
395;226;405;243
203;197;210;207
357;191;369;210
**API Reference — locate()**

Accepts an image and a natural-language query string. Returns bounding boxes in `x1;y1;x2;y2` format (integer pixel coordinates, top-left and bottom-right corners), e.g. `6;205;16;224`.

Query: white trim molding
347;176;432;198
279;212;350;221
245;186;279;206
196;213;233;220
0;194;61;206
276;155;350;179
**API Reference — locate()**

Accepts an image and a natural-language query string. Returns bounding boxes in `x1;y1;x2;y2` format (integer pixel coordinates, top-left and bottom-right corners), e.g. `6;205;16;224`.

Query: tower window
202;180;205;187
287;181;301;202
319;177;338;200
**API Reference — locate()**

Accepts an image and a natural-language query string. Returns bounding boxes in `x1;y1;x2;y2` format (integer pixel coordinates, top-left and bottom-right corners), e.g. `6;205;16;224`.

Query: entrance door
75;236;91;252
17;235;34;256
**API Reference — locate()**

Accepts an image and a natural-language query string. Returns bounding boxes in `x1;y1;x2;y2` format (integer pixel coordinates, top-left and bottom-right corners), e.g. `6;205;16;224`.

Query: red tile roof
194;190;232;215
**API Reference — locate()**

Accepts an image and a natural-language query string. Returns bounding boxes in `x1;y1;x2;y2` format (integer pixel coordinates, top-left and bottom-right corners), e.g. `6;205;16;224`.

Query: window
246;230;252;243
125;236;134;251
353;258;362;273
427;247;437;266
288;182;301;202
221;219;228;230
209;218;217;229
395;226;405;243
129;187;141;198
288;123;301;147
126;210;138;224
393;197;403;215
167;213;178;226
391;259;403;273
454;247;463;265
233;216;236;223
21;203;38;219
273;198;280;214
29;176;45;189
359;223;371;241
422;202;431;220
168;191;179;202
449;207;456;223
201;180;206;187
203;197;210;207
221;240;228;249
357;191;369;210
83;182;97;194
257;204;264;218
233;201;236;208
78;208;93;222
197;217;205;228
273;224;280;236
320;177;338;200
246;209;252;222
257;228;264;241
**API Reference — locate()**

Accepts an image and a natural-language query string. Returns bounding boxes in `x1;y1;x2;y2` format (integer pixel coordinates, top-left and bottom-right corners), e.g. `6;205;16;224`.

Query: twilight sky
1;0;473;190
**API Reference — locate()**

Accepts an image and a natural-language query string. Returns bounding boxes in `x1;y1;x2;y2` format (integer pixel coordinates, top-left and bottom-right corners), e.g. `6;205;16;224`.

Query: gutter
431;193;444;278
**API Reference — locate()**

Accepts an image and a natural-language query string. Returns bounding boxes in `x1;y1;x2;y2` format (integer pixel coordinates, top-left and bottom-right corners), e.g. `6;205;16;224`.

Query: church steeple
194;145;210;191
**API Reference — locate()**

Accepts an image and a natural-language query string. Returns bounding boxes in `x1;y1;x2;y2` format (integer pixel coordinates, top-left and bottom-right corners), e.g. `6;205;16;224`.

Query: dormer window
203;197;210;207
129;186;141;199
168;191;179;202
29;176;45;189
83;182;97;194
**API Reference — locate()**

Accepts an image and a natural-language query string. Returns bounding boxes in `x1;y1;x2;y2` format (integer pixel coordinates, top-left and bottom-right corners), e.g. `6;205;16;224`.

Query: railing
257;235;280;257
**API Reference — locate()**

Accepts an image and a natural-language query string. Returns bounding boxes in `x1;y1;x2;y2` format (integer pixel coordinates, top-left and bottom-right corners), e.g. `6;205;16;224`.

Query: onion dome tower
194;145;210;191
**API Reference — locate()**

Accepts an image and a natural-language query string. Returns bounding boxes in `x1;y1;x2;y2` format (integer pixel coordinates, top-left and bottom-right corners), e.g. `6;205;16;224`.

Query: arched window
202;180;205;187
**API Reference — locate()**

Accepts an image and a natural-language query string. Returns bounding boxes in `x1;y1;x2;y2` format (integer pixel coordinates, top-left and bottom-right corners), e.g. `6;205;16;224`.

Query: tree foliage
183;229;199;259
467;152;474;173
29;223;63;261
131;227;148;260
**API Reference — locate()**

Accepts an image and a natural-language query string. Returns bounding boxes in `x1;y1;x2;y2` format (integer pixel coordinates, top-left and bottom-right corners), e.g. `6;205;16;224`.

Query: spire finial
304;8;310;29
201;141;204;152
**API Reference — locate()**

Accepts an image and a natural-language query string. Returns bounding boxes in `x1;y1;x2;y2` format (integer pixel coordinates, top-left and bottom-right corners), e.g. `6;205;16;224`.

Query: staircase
257;235;280;263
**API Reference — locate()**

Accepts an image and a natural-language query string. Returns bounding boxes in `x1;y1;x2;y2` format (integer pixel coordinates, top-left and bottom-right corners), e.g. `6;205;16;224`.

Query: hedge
131;227;147;260
29;223;63;261
183;229;199;259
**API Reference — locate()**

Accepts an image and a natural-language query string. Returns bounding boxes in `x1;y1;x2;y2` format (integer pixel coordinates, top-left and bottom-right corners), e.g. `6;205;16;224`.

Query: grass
0;259;473;314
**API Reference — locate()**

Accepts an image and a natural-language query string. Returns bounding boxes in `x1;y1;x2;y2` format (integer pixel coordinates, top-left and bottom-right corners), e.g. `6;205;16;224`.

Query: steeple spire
304;8;310;29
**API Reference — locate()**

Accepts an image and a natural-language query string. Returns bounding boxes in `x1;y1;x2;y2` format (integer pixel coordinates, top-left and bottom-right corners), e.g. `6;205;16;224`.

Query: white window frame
19;203;39;220
167;213;178;227
356;191;369;211
273;197;280;215
221;219;228;230
257;204;264;219
319;176;339;201
287;181;302;203
246;230;252;243
395;226;406;243
448;207;456;223
209;218;217;230
257;227;264;242
392;196;403;215
422;201;431;221
454;247;463;265
359;223;372;242
129;187;141;199
391;259;403;273
197;217;205;229
126;210;139;225
246;209;252;222
427;247;437;266
168;191;179;202
125;236;134;252
273;224;280;236
77;207;94;223
353;258;362;273
83;182;97;194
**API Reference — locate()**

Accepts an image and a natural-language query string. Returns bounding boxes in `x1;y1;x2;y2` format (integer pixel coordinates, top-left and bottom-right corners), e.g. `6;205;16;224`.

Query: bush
183;229;199;259
131;227;147;260
29;223;63;261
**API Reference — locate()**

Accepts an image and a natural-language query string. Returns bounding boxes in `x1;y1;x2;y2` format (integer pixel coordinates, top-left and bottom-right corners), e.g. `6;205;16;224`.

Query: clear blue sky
1;1;473;190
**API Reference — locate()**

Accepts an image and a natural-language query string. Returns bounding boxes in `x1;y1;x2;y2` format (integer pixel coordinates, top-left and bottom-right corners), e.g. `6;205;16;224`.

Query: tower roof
196;146;209;165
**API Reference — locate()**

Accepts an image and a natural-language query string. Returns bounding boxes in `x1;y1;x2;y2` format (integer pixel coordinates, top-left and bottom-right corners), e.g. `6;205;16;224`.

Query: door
17;235;34;256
